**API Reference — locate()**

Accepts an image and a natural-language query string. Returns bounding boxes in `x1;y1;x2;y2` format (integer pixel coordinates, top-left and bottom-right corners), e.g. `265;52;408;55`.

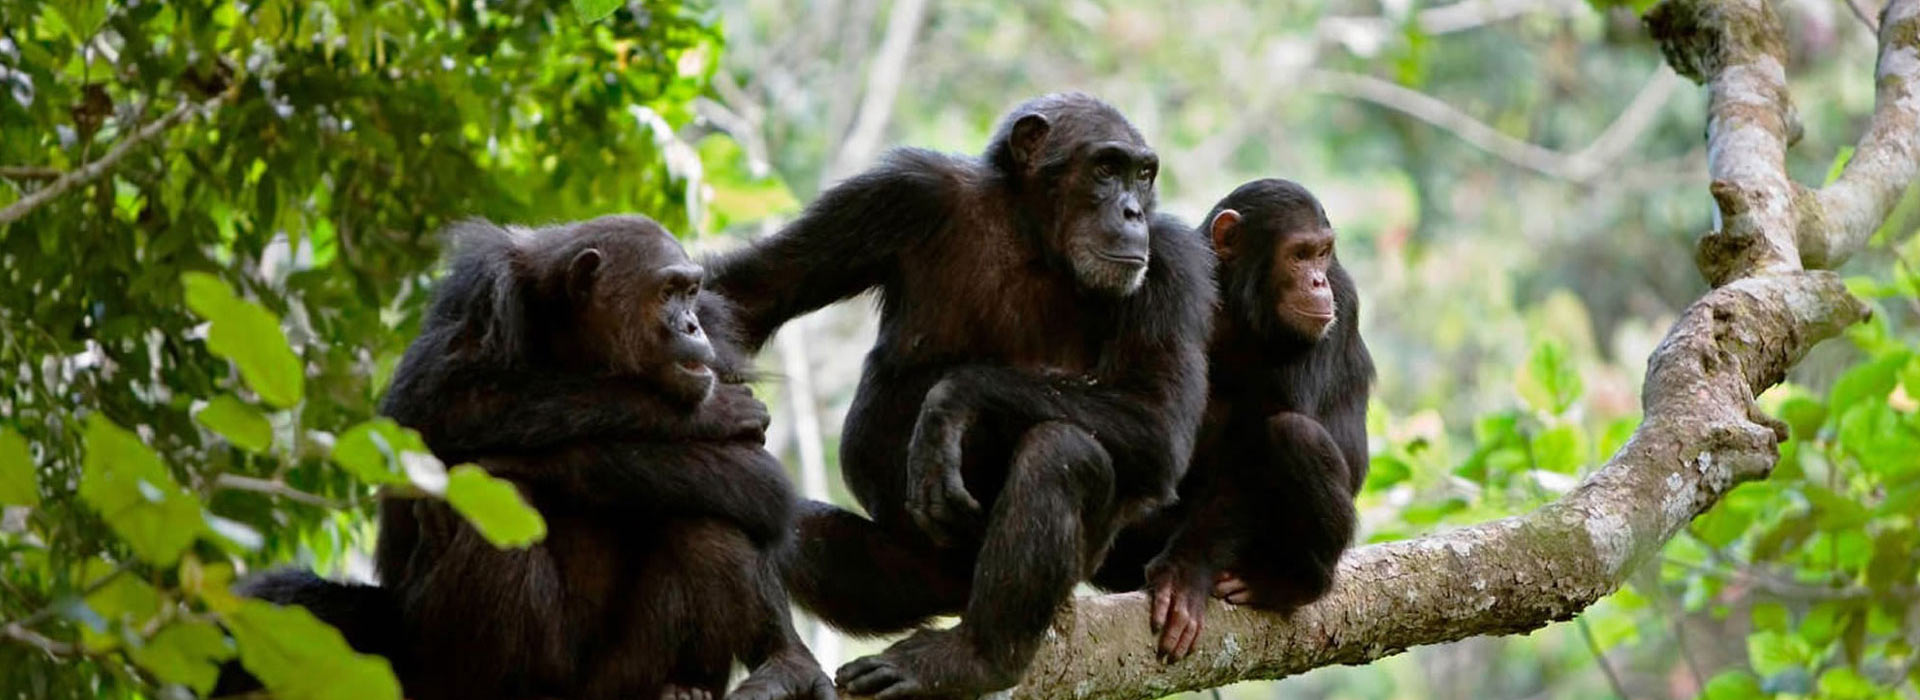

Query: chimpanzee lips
677;360;712;376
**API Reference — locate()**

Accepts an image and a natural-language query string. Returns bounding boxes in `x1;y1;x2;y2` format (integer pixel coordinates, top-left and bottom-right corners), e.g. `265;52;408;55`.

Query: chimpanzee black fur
1093;179;1375;660
709;93;1215;698
229;215;832;700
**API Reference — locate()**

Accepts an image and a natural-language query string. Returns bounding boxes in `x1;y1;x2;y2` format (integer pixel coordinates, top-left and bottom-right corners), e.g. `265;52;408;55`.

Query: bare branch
1803;0;1920;267
214;473;343;509
824;0;928;181
1319;0;1588;55
1301;66;1685;182
0;166;60;181
1843;0;1882;32
2;623;76;657
0;95;224;226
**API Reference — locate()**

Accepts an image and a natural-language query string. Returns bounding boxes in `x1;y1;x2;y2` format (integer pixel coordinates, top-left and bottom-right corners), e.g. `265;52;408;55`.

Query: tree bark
984;1;1920;697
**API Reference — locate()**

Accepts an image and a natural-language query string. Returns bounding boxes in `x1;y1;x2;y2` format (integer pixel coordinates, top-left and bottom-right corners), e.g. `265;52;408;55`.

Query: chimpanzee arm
708;149;958;353
488;442;796;547
905;215;1215;536
381;366;767;461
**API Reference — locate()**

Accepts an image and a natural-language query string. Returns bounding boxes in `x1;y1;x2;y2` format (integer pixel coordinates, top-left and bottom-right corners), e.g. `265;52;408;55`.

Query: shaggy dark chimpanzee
1093;178;1375;661
708;93;1215;698
233;216;833;700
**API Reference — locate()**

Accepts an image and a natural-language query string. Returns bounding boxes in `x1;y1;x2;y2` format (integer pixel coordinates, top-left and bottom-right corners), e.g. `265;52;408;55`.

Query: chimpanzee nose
1123;205;1144;221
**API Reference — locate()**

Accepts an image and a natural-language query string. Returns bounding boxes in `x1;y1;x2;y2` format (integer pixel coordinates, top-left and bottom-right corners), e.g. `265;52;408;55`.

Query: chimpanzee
232;216;833;700
707;93;1215;698
1092;178;1375;661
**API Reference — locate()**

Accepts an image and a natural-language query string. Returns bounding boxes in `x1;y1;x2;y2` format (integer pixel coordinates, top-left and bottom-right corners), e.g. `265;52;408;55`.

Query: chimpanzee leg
837;421;1116;699
1218;412;1356;612
781;499;973;635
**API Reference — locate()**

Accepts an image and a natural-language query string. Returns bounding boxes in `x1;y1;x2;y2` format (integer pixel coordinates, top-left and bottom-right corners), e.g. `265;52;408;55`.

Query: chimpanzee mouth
1093;251;1149;266
677;360;712;377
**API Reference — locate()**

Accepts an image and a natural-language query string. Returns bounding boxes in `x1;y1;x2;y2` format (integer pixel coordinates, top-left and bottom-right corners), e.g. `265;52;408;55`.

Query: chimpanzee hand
694;383;771;443
1146;555;1215;662
904;378;982;547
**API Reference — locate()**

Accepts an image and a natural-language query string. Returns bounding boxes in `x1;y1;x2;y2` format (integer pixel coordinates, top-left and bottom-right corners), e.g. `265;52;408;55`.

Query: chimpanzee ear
1209;209;1243;260
1009;113;1052;169
567;248;603;301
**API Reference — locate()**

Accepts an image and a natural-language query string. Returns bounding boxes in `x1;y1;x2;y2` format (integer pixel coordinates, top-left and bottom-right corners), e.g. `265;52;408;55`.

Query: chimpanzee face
1210;208;1340;343
1266;226;1338;340
567;225;716;406
1005;110;1159;296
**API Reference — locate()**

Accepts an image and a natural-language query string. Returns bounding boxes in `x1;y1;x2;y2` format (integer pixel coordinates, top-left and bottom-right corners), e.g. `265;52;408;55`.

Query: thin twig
2;623;76;657
0;94;224;226
0;166;61;181
1575;616;1631;700
214;473;343;509
1303;65;1685;182
1843;0;1881;32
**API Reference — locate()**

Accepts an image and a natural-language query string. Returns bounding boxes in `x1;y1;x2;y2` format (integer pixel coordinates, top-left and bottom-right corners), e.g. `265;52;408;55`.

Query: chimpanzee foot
1212;570;1255;606
835;627;1020;700
662;683;715;700
730;648;837;700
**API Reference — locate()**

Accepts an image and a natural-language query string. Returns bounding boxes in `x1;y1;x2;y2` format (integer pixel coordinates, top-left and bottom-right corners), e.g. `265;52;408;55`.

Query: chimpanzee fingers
1176;610;1204;661
1157;604;1192;660
1224;590;1255;606
1150;581;1172;632
810;674;840;700
837;660;906;697
939;467;982;519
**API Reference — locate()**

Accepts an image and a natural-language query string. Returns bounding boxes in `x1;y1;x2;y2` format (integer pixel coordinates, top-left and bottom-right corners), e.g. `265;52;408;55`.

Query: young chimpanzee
708;93;1216;698
1093;178;1375;661
233;216;833;700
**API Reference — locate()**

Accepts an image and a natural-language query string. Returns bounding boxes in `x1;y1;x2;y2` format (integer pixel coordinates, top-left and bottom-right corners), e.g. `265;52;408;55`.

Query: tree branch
1801;0;1919;268
0;95;224;226
1302;65;1686;182
213;473;343;509
926;1;1919;697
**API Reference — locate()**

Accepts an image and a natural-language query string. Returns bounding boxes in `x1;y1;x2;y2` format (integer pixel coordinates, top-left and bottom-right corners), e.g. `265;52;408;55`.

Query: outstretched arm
709;149;958;353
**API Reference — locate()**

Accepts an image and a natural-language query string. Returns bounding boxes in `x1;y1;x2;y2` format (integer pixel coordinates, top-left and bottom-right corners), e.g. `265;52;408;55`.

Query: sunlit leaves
444;465;547;548
1699;670;1764;700
0;427;40;506
1516;339;1583;416
330;418;424;487
224;599;402;700
194;394;274;453
573;0;624;22
126;620;236;695
78;415;204;566
183;272;305;408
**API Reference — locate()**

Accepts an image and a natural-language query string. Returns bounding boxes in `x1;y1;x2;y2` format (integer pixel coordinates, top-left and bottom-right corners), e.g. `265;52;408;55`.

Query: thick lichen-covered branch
948;2;1920;698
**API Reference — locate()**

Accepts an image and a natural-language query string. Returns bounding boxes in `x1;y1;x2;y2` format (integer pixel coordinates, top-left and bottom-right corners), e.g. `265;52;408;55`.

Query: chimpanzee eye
1094;163;1115;179
1138;165;1154;181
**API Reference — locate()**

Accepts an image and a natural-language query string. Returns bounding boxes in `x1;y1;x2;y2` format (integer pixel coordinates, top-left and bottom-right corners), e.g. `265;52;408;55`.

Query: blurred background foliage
0;0;1915;698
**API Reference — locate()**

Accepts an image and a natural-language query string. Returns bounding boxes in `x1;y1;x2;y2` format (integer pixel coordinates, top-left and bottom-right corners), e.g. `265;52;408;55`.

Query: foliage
0;0;719;696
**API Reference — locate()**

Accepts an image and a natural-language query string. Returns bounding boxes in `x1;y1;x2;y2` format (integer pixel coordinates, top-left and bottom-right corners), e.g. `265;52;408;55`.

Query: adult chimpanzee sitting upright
710;93;1215;697
1093;178;1376;661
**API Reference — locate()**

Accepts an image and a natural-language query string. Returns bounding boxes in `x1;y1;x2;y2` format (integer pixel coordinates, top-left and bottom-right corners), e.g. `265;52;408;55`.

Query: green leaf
78;562;163;651
1776;396;1827;441
1529;423;1586;474
1516;339;1584;416
444;465;546;548
195;395;273;453
1365;453;1411;491
330;419;422;486
1828;349;1909;413
183;272;305;408
126;620;235;695
1750;602;1790;632
572;0;623;22
0;427;40;506
1823;146;1856;186
1746;629;1810;676
78;415;205;566
226;599;402;700
1814;667;1877;700
1699;670;1764;700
